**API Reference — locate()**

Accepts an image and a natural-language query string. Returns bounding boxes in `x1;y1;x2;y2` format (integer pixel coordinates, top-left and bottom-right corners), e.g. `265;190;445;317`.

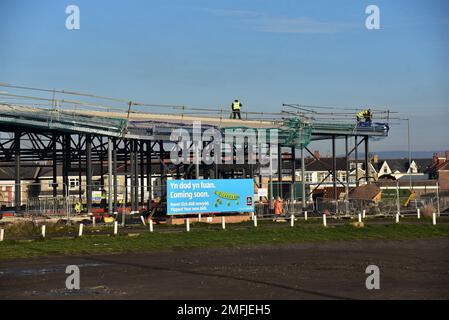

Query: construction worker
356;108;372;126
274;197;283;216
231;99;242;119
74;199;83;214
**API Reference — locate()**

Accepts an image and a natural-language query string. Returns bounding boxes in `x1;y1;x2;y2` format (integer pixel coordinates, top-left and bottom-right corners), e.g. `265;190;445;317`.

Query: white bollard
92;216;96;226
304;211;308;221
358;213;362;223
322;214;327;227
417;208;421;220
41;225;46;238
140;216;146;226
254;215;258;227
113;221;118;235
221;216;226;230
433;213;437;226
149;219;154;232
396;212;400;224
198;213;202;222
290;214;295;227
251;212;255;221
78;223;84;237
362;210;366;219
186;218;190;232
0;229;4;242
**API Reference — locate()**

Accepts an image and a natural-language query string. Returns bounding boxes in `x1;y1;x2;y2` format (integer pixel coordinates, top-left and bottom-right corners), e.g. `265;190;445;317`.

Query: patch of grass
1;223;449;260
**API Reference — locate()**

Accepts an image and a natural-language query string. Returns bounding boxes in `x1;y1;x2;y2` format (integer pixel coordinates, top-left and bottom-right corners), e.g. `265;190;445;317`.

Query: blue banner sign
167;179;255;215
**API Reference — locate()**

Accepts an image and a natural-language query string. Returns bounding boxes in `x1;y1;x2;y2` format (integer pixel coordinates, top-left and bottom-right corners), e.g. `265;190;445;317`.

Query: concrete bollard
362;210;366;219
78;223;84;237
358;213;362;223
254;215;258;227
149;219;154;232
0;229;4;242
221;216;226;230
417;208;421;220
92;216;96;226
322;214;327;227
290;214;295;227
140;216;146;226
113;221;118;235
396;212;400;224
41;225;46;238
304;211;308;221
433;213;437;226
186;218;190;232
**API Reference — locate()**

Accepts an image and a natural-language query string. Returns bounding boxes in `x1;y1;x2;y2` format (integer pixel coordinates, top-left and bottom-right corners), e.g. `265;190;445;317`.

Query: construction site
3;82;440;227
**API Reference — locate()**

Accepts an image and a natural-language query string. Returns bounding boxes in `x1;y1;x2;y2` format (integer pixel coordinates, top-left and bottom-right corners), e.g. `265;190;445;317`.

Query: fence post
322;214;327;227
362;209;366;219
113;221;118;235
0;229;4;242
78;223;84;237
149;219;154;232
186;218;190;232
140;216;146;226
92;216;96;226
396;182;401;215
304;211;308;221
198;213;202;222
433;212;437;226
254;215;258;227
358;213;362;223
417;208;421;220
290;214;295;227
41;225;46;238
396;212;400;224
222;216;226;230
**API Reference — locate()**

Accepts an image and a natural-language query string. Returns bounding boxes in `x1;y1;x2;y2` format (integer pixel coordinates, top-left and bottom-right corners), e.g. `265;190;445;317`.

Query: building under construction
0;83;391;217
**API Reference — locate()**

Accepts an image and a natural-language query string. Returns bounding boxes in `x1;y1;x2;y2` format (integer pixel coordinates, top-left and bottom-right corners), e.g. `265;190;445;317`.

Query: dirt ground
1;238;448;300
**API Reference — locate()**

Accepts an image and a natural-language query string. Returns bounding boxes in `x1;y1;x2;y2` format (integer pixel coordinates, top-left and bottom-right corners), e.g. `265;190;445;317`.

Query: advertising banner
167;179;255;215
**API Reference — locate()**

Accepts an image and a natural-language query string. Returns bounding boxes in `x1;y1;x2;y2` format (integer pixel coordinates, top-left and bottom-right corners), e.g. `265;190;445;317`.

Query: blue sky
0;0;448;154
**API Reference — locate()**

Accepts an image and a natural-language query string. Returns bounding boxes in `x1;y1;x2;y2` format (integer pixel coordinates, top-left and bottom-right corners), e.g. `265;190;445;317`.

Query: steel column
365;136;369;183
14;130;21;213
86;134;92;214
332;135;337;206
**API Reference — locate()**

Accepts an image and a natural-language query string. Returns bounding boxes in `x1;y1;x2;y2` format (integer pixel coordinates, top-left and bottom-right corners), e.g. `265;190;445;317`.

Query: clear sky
0;0;448;153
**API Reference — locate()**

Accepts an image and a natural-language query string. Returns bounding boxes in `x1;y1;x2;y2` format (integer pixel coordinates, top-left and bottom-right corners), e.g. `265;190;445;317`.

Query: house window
384;167;388;174
69;178;80;190
305;173;313;183
318;173;327;182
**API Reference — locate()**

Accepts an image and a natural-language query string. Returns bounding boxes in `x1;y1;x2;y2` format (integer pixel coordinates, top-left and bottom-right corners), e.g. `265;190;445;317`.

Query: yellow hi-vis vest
357;110;368;119
232;101;241;111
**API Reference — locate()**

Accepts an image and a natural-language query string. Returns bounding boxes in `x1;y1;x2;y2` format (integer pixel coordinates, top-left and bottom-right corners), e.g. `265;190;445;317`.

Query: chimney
433;153;439;164
313;150;320;160
372;154;379;164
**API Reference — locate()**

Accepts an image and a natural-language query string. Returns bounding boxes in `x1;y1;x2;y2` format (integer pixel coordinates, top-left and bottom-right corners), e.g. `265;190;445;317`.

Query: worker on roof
356;108;372;126
231;99;242;119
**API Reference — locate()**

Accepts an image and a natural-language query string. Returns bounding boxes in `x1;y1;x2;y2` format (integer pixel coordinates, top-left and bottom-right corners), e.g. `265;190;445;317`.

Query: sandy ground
1;238;448;300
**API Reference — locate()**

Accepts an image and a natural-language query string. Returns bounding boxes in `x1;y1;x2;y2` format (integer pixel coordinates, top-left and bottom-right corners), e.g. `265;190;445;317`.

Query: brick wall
439;170;449;191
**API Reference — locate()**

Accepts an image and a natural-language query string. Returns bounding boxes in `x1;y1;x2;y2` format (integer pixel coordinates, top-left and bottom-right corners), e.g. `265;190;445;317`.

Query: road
1;238;448;300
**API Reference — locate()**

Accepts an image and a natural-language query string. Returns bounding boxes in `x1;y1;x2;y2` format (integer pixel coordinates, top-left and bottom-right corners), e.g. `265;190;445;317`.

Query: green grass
1;223;449;260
